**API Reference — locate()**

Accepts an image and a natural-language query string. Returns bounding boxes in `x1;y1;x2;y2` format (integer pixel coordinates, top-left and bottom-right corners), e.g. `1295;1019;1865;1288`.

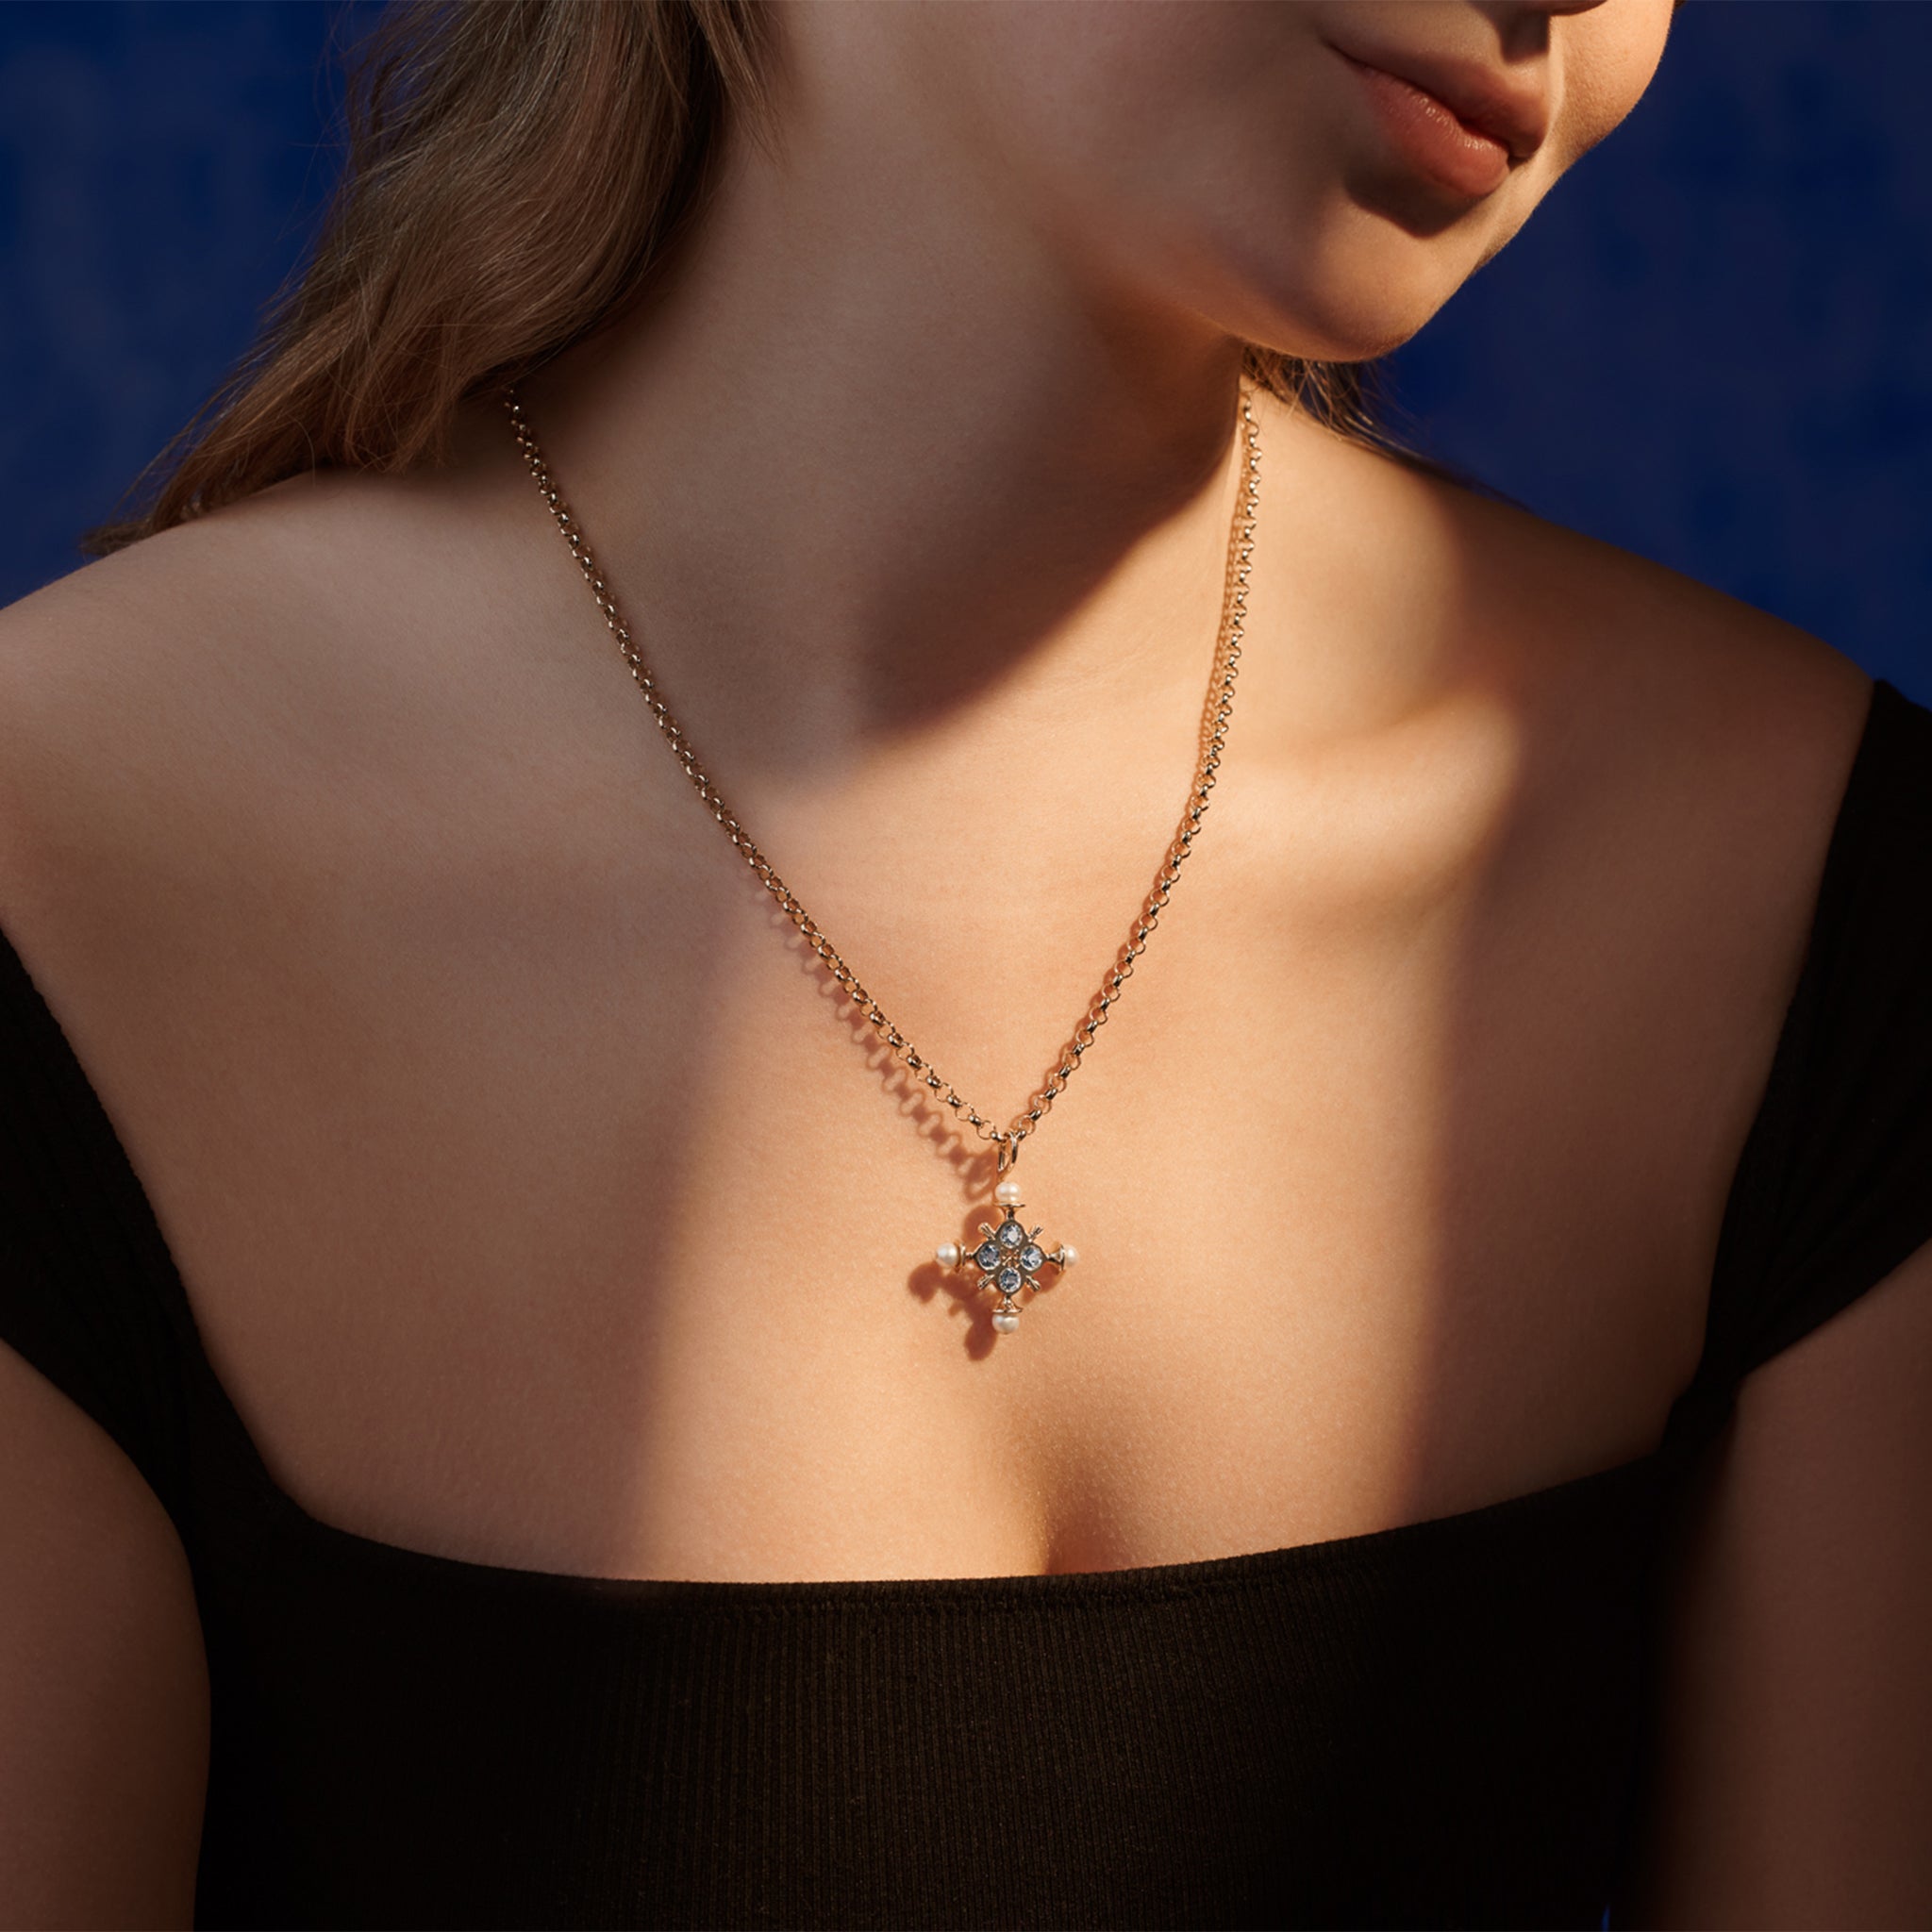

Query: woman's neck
511;41;1265;792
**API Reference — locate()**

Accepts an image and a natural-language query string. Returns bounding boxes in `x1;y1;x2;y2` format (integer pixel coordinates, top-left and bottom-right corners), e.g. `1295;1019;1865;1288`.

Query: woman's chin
1191;217;1482;369
1215;281;1454;372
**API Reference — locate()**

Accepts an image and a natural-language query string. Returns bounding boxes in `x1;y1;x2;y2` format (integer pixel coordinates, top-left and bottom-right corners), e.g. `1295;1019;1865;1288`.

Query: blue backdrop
2;0;1928;705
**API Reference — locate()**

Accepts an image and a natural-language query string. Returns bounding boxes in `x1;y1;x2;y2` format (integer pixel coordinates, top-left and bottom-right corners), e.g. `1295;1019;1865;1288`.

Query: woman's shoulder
0;436;553;924
1260;404;1880;902
1297;403;1874;722
0;473;375;822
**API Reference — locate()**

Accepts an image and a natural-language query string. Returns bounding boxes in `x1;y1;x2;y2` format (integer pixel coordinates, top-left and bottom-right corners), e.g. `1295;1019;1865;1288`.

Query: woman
1;0;1926;1924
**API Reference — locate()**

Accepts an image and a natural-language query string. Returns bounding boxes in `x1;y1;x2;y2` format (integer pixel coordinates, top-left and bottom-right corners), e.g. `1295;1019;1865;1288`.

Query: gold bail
996;1132;1020;1175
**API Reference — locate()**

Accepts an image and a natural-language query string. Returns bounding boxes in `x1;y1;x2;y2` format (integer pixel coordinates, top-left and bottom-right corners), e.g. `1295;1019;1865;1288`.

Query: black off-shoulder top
2;679;1929;1931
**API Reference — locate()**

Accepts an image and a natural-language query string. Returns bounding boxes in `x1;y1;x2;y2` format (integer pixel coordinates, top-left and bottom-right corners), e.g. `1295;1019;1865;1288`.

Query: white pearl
991;1308;1020;1334
994;1179;1024;1208
1058;1244;1078;1268
935;1243;960;1269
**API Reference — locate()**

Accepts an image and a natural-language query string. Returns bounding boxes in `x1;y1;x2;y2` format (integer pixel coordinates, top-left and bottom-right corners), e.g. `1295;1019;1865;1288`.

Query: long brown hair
82;0;1399;558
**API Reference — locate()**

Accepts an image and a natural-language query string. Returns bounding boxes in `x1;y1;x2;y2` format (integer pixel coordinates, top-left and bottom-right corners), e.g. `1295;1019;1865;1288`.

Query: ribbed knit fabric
1;678;1928;1931
181;1452;1672;1930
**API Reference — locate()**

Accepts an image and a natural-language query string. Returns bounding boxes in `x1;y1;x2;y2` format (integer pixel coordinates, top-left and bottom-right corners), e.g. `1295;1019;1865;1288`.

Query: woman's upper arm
0;1338;208;1931
1624;1235;1932;1928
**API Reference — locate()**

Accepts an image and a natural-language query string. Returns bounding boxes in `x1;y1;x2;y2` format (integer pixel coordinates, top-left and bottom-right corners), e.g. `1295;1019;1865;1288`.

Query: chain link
505;388;1261;1172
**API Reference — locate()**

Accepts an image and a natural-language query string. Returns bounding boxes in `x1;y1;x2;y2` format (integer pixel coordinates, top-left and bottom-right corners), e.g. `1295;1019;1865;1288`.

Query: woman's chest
55;732;1783;1587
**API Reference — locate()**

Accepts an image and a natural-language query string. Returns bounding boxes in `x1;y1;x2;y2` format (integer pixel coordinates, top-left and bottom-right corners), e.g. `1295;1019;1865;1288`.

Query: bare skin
1;0;1926;1924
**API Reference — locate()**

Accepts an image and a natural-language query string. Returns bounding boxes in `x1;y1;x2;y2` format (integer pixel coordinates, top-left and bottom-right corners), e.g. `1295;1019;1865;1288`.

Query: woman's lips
1335;48;1516;201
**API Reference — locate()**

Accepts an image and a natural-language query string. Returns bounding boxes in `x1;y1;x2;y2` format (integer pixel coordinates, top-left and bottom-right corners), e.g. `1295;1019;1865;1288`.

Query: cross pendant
933;1177;1077;1335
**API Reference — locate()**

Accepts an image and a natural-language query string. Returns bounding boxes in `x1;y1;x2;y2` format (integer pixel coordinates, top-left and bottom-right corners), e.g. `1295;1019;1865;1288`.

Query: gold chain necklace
505;387;1261;1337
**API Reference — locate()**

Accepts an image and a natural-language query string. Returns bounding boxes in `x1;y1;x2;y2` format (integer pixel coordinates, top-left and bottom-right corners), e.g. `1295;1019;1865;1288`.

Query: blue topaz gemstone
997;1220;1024;1250
996;1264;1023;1294
1020;1243;1044;1273
974;1241;1001;1272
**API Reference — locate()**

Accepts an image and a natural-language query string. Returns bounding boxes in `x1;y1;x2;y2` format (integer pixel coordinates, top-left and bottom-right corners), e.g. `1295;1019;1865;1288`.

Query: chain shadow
771;903;1056;1359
